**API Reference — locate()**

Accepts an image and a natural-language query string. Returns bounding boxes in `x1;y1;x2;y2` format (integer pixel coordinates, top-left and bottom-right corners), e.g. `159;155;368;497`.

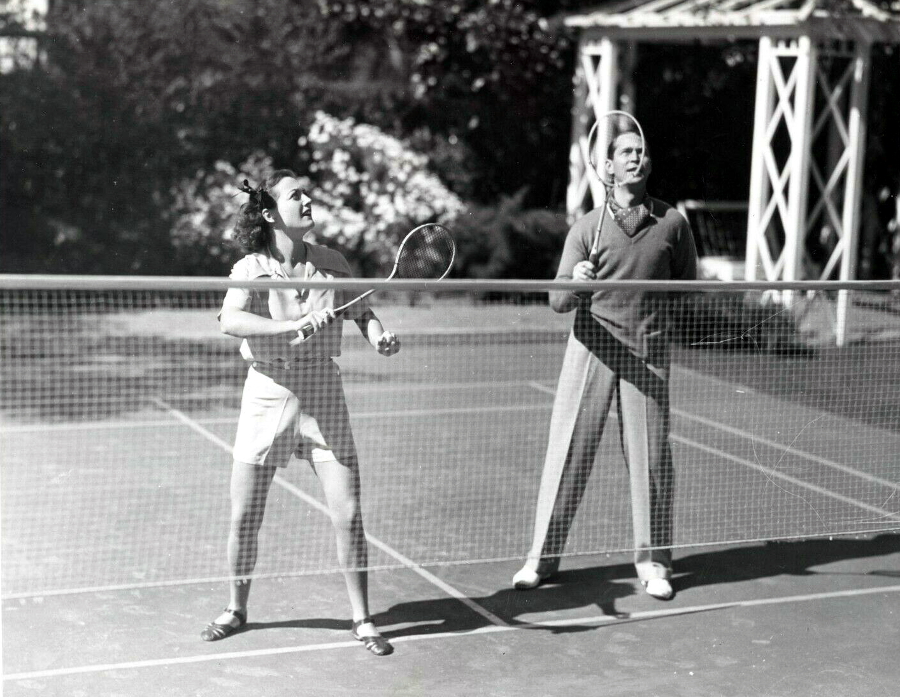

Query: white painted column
835;42;872;346
746;37;776;281
784;36;817;292
567;36;620;221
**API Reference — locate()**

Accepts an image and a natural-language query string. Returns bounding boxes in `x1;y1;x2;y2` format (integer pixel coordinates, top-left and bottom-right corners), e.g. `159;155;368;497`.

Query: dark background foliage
1;0;898;279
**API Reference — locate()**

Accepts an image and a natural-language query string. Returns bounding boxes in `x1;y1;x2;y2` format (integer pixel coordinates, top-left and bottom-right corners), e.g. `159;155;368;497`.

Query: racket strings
588;112;644;188
587;111;645;262
395;225;455;280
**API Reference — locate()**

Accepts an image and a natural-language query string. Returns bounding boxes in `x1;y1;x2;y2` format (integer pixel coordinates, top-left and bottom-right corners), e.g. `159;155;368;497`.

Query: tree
316;0;577;205
1;0;342;273
1;0;581;273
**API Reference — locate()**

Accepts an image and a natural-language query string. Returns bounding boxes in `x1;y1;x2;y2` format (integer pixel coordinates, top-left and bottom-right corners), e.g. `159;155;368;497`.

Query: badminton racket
585;110;647;265
294;223;456;341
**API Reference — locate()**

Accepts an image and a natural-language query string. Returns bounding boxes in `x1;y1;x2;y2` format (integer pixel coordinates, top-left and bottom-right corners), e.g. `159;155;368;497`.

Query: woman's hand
374;331;400;356
289;308;335;345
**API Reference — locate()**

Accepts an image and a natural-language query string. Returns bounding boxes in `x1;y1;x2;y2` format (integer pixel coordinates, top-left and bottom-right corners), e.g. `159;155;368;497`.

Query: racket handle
295;307;346;342
588;250;599;266
298;321;315;340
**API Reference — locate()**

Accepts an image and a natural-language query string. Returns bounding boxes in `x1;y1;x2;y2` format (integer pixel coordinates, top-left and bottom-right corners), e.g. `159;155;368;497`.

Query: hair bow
238;179;269;207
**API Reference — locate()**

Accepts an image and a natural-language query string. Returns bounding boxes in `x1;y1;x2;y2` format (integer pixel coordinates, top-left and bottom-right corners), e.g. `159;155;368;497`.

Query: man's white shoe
512;567;543;590
643;578;674;600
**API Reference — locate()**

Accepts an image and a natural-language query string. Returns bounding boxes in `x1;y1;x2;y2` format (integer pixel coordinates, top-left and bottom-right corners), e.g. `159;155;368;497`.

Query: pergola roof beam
565;0;900;41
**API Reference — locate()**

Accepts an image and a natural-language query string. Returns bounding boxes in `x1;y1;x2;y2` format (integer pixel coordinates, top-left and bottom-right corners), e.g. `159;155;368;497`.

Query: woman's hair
232;169;299;253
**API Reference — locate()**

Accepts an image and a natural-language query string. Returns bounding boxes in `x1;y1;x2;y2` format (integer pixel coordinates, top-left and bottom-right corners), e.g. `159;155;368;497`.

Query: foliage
1;0;581;274
316;0;576;205
169;113;465;275
451;189;568;281
1;0;327;273
303;111;466;273
2;0;898;280
168;153;273;276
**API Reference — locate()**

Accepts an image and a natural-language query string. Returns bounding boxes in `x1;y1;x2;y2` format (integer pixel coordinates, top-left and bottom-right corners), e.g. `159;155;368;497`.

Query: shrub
168;112;466;275
451;189;569;292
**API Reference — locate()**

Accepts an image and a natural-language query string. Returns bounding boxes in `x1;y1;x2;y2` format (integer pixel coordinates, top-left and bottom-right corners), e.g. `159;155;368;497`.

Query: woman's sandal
200;608;247;642
350;617;393;656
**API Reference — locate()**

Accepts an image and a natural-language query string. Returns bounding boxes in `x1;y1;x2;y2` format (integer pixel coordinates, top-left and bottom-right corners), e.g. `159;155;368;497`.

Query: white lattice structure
565;1;900;344
0;0;48;73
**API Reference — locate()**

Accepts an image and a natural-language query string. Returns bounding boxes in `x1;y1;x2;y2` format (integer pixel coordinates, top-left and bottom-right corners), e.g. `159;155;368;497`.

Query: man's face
266;176;315;232
605;132;651;186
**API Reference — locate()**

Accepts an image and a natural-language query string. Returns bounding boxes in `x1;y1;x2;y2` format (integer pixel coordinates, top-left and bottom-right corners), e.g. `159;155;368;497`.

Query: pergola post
746;36;777;282
745;36;817;295
744;34;872;335
835;42;872;345
784;36;818;296
566;36;620;221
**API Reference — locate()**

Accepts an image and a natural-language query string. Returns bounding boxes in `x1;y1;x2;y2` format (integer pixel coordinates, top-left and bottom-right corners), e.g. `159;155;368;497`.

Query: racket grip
298;322;315;340
588;251;599;266
295;307;344;342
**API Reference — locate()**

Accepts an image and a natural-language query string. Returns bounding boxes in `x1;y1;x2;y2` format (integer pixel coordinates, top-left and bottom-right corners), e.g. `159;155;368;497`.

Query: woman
200;170;400;656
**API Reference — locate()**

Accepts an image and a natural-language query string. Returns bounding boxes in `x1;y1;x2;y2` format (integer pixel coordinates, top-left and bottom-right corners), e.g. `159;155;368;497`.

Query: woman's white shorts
232;362;357;468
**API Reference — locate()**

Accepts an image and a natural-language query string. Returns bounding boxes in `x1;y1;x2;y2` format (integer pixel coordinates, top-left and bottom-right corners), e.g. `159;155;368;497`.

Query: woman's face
266;176;315;233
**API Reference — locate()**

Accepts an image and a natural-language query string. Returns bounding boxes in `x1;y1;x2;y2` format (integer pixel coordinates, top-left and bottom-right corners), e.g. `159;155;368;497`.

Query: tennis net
2;276;900;598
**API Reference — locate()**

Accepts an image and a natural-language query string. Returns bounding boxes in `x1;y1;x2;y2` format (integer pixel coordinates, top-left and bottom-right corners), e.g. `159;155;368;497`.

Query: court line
173;373;895;587
11;384;898;521
10;525;900;601
0;388;552;433
0;381;553;434
271;475;509;630
355;404;550;419
528;380;900;497
672;408;900;493
673;436;900;523
149;397;509;631
673;365;900;492
6;582;900;682
6;384;897;598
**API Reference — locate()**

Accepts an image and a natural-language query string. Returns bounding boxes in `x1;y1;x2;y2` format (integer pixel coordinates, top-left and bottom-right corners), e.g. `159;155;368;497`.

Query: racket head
392;223;456;281
586;110;646;263
586;110;646;190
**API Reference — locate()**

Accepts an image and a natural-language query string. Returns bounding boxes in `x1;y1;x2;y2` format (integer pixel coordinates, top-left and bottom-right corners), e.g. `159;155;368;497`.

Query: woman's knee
329;498;361;531
229;463;274;531
230;498;267;535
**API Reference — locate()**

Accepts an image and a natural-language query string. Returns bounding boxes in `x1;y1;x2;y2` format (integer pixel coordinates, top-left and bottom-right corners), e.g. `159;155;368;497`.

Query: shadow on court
247;572;638;639
673;533;900;590
240;533;900;642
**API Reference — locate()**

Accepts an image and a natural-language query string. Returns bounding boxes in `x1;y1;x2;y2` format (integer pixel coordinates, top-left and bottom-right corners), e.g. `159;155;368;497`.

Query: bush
168;112;466;275
451;189;569;288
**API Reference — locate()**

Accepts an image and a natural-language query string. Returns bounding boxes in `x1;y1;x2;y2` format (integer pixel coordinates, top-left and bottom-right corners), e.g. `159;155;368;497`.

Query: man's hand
572;260;598;282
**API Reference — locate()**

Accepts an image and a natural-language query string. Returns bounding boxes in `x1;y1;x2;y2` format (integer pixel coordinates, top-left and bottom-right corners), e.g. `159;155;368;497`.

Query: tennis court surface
2;278;899;696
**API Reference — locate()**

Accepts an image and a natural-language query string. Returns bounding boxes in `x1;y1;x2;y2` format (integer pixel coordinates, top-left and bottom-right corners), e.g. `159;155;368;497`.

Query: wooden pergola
564;0;900;343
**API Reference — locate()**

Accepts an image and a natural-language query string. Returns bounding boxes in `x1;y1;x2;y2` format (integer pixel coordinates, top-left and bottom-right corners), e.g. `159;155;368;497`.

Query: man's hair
606;130;648;160
232;169;298;253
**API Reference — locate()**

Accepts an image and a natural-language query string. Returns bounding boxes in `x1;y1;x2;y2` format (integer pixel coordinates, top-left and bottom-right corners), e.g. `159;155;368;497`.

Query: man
513;129;697;600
